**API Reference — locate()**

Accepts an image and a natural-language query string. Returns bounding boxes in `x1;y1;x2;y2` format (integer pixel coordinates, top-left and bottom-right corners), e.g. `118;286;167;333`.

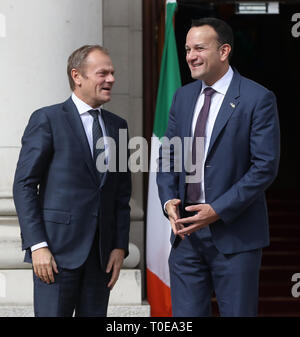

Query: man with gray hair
13;45;131;317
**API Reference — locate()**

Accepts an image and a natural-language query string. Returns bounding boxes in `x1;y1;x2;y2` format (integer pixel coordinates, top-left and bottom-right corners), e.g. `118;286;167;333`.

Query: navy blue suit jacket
157;69;280;254
13;97;131;270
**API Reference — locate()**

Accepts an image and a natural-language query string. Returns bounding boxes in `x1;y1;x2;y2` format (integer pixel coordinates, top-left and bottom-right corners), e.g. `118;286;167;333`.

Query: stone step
259;282;294;297
268;212;300;225
264;237;300;252
211;296;300;317
0;269;142;305
269;224;300;238
258;297;300;316
259;266;300;283
108;302;150;317
0;302;150;317
262;251;300;266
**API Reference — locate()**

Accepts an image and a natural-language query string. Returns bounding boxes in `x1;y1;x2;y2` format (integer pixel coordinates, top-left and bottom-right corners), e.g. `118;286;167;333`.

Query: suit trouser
33;230;111;317
168;216;262;317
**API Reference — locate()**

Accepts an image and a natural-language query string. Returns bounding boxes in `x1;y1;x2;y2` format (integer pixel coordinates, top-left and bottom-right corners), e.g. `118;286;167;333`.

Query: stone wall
102;0;145;296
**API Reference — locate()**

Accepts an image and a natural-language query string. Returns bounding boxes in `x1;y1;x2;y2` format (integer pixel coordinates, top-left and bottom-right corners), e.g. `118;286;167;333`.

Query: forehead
186;25;218;46
85;50;113;69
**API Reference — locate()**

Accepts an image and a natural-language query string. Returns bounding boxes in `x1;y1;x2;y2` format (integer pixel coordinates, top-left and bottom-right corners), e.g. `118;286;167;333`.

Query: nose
107;73;115;83
186;49;197;63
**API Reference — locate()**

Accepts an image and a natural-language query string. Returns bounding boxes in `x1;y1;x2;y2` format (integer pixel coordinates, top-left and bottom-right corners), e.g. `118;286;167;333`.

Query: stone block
0;270;33;305
129;0;142;31
0;149;20;197
103;0;129;27
0;302;151;317
129;31;143;97
0;220;29;269
0;269;142;305
103;94;129;121
103;27;129;95
108;302;150;317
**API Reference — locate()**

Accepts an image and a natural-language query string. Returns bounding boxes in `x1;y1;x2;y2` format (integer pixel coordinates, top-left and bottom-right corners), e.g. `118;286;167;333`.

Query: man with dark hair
13;45;131;317
157;18;280;316
191;17;234;59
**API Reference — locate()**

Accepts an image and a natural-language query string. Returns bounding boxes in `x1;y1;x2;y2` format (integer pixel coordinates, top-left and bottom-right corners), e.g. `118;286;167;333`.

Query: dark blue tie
186;87;216;203
88;109;105;183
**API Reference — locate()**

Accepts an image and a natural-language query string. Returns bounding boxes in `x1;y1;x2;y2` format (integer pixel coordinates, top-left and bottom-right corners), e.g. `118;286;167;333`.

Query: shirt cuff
31;242;48;252
164;200;172;213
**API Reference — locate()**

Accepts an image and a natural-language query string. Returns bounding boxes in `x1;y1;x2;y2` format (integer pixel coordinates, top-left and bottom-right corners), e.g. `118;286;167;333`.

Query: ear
219;44;231;62
71;68;82;87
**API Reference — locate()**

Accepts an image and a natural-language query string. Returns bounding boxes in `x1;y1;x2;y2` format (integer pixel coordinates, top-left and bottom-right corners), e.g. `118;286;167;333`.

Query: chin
191;72;203;80
98;95;110;103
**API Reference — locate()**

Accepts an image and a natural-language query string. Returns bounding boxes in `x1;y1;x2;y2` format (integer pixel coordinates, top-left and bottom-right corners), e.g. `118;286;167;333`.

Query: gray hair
67;45;109;91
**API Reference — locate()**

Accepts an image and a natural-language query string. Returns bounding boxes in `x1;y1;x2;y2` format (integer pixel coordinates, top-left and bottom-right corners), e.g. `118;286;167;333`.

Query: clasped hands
165;199;219;239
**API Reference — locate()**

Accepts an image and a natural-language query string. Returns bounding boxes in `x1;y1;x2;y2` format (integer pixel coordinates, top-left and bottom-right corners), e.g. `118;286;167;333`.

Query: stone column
0;0;104;316
103;0;145;296
0;0;103;198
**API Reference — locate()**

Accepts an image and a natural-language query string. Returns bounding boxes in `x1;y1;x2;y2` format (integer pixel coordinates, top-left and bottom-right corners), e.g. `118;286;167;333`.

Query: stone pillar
0;0;103;198
102;0;145;297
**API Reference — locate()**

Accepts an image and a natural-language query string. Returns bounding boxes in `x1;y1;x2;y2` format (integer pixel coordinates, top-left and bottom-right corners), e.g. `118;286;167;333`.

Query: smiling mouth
191;63;203;68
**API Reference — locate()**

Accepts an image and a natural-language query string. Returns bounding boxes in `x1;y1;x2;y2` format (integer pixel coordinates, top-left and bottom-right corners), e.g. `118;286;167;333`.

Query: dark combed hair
191;17;234;59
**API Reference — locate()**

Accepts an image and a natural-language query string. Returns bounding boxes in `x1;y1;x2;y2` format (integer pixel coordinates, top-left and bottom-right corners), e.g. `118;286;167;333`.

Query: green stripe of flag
153;1;182;139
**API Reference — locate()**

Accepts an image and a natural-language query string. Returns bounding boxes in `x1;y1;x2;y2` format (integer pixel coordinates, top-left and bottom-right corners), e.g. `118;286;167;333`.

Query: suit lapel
101;109;117;141
62;97;99;185
207;70;241;157
99;109;118;188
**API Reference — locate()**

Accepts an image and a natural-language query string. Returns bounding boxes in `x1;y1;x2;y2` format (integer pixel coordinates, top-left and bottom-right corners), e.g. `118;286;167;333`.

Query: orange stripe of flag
147;268;172;317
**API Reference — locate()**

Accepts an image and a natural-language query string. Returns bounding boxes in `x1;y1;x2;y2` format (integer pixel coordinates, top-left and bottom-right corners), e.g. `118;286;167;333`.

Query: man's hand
176;204;220;236
106;249;125;290
165;199;185;240
32;247;59;284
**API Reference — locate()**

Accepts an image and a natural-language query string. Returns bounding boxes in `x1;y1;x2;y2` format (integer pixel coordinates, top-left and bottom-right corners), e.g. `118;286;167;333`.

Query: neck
73;90;101;109
204;64;230;86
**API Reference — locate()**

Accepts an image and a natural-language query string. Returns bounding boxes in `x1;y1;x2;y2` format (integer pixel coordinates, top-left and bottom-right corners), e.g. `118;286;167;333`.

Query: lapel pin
230;102;235;108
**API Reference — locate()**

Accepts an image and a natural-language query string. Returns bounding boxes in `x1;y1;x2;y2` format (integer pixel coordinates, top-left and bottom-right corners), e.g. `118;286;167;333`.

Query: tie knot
88;109;99;119
203;87;215;97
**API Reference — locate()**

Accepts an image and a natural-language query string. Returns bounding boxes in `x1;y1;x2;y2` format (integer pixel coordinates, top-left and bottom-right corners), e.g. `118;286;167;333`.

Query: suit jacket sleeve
13;109;53;250
211;90;280;224
156;90;181;216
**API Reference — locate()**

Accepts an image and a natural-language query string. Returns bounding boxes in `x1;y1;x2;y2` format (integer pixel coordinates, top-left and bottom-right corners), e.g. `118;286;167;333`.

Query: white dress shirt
31;93;107;252
164;66;233;210
187;66;233;203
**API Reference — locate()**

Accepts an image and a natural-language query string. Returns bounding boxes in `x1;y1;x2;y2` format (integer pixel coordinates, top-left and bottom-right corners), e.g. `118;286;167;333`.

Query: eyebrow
185;43;207;49
96;68;115;74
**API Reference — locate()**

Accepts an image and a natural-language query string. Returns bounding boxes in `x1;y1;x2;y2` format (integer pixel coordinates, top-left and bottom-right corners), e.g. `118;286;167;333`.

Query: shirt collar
201;66;234;96
71;92;102;116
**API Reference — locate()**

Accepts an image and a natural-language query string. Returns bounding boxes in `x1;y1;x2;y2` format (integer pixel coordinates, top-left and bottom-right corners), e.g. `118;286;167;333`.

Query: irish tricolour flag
146;0;181;317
